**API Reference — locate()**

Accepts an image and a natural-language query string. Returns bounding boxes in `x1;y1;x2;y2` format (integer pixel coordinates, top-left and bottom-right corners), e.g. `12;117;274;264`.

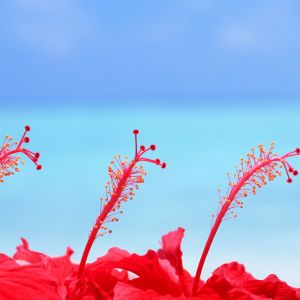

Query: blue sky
0;0;300;288
0;0;300;103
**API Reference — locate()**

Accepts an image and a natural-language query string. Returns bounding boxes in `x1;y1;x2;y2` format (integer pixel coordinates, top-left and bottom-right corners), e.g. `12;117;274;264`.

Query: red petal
0;255;61;300
114;281;222;299
114;281;199;300
11;239;75;298
203;262;254;298
13;238;47;264
106;249;182;296
212;262;254;284
88;247;130;271
158;228;193;294
245;274;300;299
71;248;130;299
158;228;185;274
203;262;300;300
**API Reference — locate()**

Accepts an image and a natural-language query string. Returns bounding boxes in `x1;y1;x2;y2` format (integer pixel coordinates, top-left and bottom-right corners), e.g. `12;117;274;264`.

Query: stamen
192;142;300;296
77;129;166;280
133;129;139;156
0;126;41;183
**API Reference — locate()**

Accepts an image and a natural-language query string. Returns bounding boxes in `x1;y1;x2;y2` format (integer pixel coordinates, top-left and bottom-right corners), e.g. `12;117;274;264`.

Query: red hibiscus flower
86;227;214;299
77;226;299;300
69;227;198;299
99;228;300;300
1;229;300;299
1;128;300;300
203;261;300;300
0;239;129;300
0;238;73;300
0;126;41;183
68;248;130;299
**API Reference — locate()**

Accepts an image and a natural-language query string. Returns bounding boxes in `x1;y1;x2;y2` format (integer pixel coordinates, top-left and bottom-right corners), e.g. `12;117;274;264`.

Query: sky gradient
1;0;300;103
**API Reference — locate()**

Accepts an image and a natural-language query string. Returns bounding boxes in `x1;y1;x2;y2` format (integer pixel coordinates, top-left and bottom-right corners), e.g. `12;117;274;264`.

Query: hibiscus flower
0;238;129;300
76;130;166;280
100;228;300;300
0;126;41;183
203;261;300;300
1;129;300;300
0;238;73;300
1;229;299;299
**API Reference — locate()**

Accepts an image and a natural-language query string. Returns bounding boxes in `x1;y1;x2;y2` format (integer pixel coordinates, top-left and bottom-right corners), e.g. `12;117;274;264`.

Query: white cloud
13;22;71;58
219;23;266;50
217;2;300;51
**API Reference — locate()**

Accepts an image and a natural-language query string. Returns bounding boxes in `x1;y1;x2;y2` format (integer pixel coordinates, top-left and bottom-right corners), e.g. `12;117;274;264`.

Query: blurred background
1;0;300;286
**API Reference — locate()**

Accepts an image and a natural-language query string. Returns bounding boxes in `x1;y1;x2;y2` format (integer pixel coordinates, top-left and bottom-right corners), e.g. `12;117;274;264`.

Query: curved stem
191;202;229;295
77;158;137;279
192;158;281;295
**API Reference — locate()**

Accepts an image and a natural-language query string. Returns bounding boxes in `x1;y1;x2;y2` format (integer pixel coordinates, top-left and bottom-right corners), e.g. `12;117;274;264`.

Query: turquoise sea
1;102;300;286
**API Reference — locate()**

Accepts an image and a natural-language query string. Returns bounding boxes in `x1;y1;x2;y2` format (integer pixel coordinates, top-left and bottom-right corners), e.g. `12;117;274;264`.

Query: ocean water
0;102;300;286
